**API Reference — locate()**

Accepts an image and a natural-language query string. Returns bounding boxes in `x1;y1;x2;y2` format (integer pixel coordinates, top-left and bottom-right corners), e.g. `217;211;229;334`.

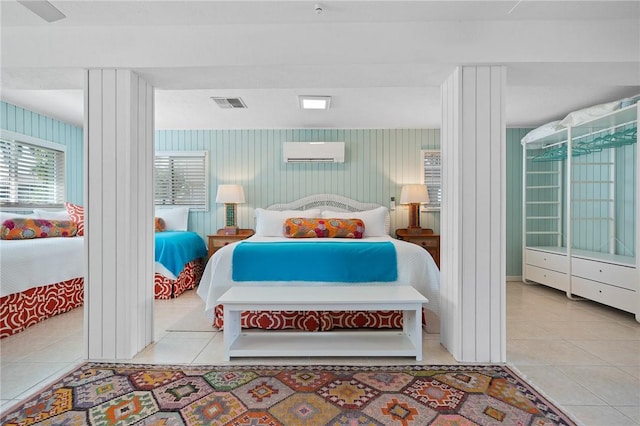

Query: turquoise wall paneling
155;129;441;240
1;101;83;205
505;128;530;278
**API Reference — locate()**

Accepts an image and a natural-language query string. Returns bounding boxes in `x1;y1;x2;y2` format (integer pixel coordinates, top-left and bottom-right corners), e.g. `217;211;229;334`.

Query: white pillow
255;208;322;237
520;120;563;147
155;207;189;231
0;212;37;223
33;209;70;221
322;206;389;237
559;100;621;128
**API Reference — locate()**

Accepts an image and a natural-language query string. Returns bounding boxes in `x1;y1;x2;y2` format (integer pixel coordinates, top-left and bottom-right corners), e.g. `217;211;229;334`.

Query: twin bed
0;225;207;338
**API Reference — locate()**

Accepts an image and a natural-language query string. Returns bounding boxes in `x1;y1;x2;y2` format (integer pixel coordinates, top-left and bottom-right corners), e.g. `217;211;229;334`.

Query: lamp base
407;226;423;235
223;226;238;235
407;203;421;234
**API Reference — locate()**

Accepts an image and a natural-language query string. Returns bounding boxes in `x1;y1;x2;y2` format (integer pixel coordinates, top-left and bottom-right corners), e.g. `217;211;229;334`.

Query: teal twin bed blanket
155;231;208;277
232;241;398;282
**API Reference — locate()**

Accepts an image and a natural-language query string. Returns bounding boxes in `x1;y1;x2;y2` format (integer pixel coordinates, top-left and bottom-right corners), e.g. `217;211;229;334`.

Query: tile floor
1;281;639;425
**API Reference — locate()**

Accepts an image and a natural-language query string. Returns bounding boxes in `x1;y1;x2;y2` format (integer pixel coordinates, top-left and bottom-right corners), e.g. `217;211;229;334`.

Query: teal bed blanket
155;231;207;277
232;241;397;282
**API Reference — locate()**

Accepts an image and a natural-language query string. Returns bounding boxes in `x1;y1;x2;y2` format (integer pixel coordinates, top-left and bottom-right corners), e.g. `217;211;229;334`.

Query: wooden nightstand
208;229;255;258
396;228;440;269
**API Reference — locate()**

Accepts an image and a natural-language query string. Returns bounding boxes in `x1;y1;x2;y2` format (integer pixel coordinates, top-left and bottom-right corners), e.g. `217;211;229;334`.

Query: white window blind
155;151;208;210
421;149;441;211
0;136;66;208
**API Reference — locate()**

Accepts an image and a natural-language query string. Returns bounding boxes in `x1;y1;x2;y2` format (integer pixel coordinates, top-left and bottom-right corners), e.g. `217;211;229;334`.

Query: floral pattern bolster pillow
283;218;365;239
64;202;84;236
1;218;78;240
155;217;166;232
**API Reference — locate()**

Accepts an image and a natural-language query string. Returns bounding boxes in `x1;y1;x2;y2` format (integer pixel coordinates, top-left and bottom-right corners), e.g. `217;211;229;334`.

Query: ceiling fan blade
17;0;66;22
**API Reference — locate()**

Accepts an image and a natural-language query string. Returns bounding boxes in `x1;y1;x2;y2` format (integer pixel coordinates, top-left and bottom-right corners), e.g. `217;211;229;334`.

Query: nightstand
208;229;255;258
396;228;440;269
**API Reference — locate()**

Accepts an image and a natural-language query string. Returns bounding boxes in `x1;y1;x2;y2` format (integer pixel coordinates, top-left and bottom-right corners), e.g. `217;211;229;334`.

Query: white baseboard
506;275;523;282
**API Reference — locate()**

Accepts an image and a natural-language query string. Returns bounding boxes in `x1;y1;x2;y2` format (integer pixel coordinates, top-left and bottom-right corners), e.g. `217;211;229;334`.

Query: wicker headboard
266;194;390;234
266;194;381;212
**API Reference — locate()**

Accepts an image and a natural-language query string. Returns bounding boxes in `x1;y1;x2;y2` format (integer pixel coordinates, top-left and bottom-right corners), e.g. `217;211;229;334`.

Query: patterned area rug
1;363;577;426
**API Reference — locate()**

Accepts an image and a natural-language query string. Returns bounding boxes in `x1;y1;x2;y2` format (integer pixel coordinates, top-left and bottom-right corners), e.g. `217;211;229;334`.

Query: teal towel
155;231;207;276
232;241;397;282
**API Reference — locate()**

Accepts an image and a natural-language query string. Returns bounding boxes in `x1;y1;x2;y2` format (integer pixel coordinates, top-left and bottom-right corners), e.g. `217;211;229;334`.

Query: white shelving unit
523;104;639;322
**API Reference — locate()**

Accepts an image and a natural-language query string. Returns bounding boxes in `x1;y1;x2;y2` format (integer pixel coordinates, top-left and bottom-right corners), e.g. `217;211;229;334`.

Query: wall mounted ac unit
283;142;345;163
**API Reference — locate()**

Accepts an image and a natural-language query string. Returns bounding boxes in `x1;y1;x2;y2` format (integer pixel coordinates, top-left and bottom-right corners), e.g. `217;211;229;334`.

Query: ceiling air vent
211;97;247;109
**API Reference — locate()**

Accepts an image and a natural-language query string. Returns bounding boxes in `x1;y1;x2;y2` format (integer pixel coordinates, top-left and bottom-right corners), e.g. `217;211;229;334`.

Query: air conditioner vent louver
211;97;247;109
283;142;345;163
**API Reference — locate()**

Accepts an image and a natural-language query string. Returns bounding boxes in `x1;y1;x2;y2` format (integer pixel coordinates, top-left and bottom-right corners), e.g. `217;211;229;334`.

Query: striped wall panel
0;101;83;205
85;70;154;359
505;128;530;277
441;66;507;362
155;129;441;240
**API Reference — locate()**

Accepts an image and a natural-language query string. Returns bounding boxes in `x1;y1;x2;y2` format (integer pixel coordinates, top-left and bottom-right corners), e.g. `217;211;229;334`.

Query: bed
0;211;208;338
197;194;441;334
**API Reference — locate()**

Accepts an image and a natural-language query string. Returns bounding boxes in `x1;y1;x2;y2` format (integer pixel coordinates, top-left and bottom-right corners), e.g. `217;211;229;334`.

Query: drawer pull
421;242;426;246
599;269;602;273
224;242;229;246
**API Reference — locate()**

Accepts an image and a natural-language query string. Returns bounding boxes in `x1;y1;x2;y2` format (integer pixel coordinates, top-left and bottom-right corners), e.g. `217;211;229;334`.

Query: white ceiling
1;1;638;130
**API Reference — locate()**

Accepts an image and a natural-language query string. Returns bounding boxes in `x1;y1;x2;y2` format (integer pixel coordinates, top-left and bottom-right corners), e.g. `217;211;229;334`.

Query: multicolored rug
1;363;577;426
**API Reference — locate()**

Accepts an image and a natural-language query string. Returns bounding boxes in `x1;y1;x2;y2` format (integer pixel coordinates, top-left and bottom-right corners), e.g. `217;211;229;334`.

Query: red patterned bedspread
1;258;205;338
212;305;426;331
154;258;205;299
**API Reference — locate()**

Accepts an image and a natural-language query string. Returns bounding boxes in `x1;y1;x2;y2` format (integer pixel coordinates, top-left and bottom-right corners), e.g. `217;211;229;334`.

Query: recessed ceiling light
299;96;331;110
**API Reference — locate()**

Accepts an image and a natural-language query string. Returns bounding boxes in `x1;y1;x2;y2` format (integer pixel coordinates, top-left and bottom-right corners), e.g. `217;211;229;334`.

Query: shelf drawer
409;237;439;248
212;239;236;248
524;265;568;292
571;276;636;314
571;258;638;291
525;249;568;273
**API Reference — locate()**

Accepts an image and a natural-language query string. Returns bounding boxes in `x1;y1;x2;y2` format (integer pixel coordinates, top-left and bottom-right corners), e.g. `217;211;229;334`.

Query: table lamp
400;184;429;235
216;184;245;235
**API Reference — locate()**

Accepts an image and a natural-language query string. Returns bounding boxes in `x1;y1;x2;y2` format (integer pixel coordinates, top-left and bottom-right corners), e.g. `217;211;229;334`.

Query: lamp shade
399;184;429;204
216;184;246;204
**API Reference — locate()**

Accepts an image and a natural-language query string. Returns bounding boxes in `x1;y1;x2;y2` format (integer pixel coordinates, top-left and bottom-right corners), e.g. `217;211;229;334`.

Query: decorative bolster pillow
1;218;78;240
283;218;365;239
155;217;166;232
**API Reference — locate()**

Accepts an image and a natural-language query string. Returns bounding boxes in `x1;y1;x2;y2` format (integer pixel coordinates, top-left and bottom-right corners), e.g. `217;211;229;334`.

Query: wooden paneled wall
155;129;441;238
505;128;529;278
0;101;83;204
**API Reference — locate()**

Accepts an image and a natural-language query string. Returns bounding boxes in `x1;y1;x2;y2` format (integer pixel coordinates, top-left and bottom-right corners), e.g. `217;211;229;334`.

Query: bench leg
403;308;423;361
223;307;241;361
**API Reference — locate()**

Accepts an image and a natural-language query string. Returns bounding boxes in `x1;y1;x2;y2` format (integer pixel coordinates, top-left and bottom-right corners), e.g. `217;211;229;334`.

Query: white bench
217;285;428;361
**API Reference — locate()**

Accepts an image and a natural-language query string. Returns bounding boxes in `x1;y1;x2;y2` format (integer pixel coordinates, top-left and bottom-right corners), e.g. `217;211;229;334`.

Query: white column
84;69;154;360
440;66;506;362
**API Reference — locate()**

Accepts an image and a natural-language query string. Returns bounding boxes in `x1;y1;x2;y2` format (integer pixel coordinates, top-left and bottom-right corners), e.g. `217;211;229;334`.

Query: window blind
421;149;441;210
155;151;208;210
0;137;65;208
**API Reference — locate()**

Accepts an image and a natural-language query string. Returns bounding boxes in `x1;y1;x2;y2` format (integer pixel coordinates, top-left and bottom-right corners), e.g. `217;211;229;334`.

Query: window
421;149;441;211
155;151;208;210
0;132;66;208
